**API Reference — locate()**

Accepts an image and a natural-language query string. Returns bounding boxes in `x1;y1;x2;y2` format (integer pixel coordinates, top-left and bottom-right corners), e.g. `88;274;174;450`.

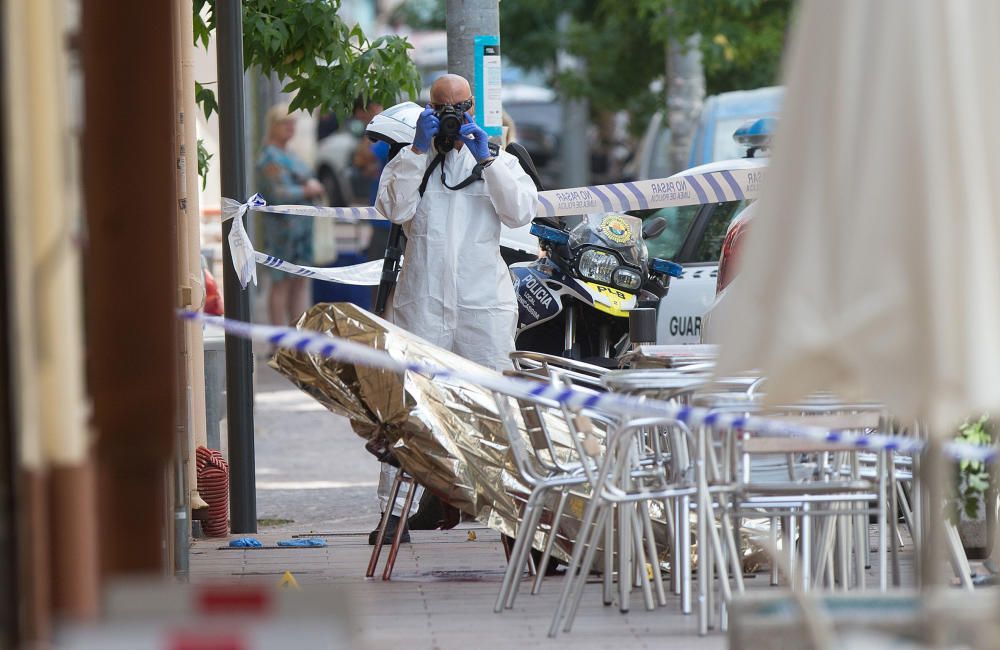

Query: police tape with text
221;166;764;289
179;309;998;464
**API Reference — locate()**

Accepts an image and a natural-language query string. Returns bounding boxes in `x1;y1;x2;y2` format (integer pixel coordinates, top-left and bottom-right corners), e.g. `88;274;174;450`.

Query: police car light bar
733;117;776;157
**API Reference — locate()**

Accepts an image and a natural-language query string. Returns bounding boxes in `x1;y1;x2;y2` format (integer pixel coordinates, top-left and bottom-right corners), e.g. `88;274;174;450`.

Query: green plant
951;414;992;521
197;139;213;191
192;0;420;185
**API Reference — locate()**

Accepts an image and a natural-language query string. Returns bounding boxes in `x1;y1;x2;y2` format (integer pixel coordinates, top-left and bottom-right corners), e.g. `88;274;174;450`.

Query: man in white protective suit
368;74;539;544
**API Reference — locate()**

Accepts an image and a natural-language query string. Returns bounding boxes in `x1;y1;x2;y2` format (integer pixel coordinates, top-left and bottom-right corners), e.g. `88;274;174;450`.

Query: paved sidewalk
193;354;937;648
251;363;381;534
191;527;727;650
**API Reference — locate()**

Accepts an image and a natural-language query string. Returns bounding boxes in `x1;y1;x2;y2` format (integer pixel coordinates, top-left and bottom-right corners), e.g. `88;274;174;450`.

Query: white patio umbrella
712;1;1000;613
714;0;1000;436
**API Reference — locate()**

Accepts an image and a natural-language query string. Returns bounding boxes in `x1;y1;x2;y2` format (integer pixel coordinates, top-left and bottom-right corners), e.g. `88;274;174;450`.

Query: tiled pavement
191;527;730;649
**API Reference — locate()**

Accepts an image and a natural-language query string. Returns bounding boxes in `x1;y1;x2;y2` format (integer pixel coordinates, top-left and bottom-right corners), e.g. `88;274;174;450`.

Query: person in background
316;112;339;141
346;99;385;202
363;137;392;305
256;104;325;325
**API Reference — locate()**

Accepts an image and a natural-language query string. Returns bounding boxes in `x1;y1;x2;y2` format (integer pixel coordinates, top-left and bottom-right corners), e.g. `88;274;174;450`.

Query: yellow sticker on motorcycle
584;282;636;317
599;215;634;245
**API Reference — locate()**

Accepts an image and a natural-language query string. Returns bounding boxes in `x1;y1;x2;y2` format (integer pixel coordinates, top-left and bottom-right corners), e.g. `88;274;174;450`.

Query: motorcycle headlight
577;249;619;284
613;267;642;291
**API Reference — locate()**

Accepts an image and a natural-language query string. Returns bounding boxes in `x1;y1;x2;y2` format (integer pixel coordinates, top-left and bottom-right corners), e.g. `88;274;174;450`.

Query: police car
630;119;771;343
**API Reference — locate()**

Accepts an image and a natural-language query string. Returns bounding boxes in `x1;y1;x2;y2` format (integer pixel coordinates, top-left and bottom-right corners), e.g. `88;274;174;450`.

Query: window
694;201;748;262
633;205;702;260
633;200;748;264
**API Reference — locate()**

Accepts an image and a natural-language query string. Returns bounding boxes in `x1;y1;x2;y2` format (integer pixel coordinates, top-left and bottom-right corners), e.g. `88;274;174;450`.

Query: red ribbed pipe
196;447;229;537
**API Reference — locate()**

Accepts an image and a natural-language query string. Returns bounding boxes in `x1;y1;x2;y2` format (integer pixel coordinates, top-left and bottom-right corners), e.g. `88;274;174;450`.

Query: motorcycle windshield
567;214;647;268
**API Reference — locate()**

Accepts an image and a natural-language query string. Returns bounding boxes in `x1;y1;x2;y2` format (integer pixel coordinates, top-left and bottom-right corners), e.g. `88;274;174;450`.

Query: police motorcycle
363;101;680;366
511;213;683;364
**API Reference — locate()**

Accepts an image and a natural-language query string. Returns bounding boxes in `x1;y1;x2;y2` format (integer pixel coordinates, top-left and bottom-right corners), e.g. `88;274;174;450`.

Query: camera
433;99;473;153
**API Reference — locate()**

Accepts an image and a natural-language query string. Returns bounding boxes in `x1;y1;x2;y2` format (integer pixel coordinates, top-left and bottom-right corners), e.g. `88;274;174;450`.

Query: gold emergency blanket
270;302;534;541
271;303;767;571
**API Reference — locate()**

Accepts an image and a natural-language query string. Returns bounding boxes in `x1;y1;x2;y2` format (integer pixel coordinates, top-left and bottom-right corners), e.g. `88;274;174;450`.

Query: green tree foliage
650;0;795;95
499;0;793;124
388;0;445;31
358;0;791;133
193;0;420;118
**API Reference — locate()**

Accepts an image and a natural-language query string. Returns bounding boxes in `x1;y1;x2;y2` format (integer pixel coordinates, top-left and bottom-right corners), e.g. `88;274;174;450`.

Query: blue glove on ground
229;537;263;548
277;538;327;547
460;112;491;162
412;105;439;153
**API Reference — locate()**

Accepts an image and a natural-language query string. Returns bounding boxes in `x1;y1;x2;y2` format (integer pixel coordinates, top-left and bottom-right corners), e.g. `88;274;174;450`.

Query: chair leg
783;515;796;587
889;456;902;587
629;506;656;611
698;493;709;635
500;533;512;562
837;511;849;590
367;471;404;577
812;516;837;590
549;482;607;638
532;489;568;595
496;489;543;612
562;506;614;635
505;493;547;609
640;500;668;607
603;503;614;606
619;500;632;614
719;506;745;593
857;503;870;591
669;497;680;596
801;505;812;592
770;517;780;586
706;526;716;631
945;521;975;591
681;495;692;615
382;477;417;581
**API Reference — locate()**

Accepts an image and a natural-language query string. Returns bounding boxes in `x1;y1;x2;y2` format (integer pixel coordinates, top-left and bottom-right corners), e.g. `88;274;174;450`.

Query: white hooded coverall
373;143;539;515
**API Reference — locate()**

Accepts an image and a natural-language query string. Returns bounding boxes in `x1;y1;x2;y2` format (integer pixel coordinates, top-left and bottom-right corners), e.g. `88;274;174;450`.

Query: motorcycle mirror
642;217;667;240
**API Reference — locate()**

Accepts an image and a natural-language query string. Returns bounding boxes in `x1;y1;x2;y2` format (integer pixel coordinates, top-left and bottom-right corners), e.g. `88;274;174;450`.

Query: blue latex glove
229;537;263;548
277;538;327;547
460;112;491;162
412;105;439;153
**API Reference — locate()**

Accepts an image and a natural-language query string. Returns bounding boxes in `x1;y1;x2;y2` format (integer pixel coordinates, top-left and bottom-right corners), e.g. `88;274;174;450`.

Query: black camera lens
433;105;463;153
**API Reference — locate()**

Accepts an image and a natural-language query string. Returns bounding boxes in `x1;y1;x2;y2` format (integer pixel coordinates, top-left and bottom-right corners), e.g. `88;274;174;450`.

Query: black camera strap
417;143;501;197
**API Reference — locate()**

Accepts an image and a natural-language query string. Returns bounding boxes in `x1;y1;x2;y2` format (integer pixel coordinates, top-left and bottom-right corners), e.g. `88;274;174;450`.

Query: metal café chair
712;404;892;597
366;468;420;581
490;372;614;613
509;350;609;391
548;416;700;637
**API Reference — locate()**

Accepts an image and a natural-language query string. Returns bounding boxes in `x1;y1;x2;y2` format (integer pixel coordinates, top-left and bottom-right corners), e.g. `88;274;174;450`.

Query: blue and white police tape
221;193;267;289
225;162;766;226
179;310;997;464
261;203;384;222
218;163;765;288
255;253;383;286
220;195;385;288
535;165;763;218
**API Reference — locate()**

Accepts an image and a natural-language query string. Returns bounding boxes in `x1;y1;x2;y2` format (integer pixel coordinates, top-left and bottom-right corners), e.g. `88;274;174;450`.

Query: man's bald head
430;74;473;108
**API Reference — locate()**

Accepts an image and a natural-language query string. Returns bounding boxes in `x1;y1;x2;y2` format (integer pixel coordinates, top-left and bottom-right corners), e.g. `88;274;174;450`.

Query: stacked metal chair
491;369;613;613
546;415;700;637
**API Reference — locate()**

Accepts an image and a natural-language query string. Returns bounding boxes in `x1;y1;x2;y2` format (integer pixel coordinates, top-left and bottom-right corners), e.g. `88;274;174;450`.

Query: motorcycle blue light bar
530;222;570;245
651;258;684;278
733;117;776;150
